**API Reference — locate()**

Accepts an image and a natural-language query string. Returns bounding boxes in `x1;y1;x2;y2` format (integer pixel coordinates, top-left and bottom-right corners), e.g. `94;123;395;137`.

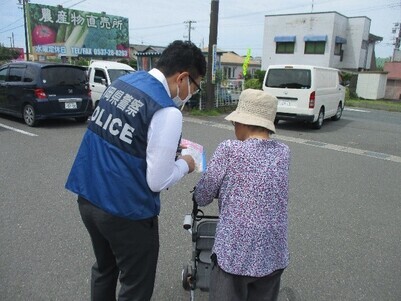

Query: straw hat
225;89;278;133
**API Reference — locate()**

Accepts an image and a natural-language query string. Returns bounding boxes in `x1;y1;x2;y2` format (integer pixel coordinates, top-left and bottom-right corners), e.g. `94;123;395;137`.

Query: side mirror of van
101;78;108;87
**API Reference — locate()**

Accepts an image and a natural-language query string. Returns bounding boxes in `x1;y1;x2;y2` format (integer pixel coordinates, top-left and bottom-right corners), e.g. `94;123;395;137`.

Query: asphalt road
0;107;400;301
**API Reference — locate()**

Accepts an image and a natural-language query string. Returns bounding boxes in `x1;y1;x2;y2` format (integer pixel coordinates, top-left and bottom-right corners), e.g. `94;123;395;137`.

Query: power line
61;0;78;5
0;18;23;32
0;24;23;34
130;2;399;35
67;0;87;9
130;22;183;31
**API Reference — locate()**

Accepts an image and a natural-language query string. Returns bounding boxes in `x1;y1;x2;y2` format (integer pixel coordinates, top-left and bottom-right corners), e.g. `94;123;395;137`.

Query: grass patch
346;99;401;112
188;106;236;116
189;108;221;116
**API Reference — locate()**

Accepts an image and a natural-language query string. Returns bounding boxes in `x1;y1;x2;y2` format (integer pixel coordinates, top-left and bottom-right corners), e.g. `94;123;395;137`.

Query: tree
0;44;20;63
75;57;90;66
254;70;266;84
118;58;137;70
245;78;262;89
244;70;266;90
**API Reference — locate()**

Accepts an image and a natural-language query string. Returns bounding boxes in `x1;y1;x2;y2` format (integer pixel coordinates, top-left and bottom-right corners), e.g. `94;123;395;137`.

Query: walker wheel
182;265;192;291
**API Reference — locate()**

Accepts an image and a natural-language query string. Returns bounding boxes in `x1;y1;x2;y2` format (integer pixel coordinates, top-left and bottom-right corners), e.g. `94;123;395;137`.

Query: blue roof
335;36;347;44
274;35;296;42
304;35;328;42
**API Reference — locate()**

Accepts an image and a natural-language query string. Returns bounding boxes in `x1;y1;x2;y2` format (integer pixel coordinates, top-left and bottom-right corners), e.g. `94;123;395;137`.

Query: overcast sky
0;0;400;58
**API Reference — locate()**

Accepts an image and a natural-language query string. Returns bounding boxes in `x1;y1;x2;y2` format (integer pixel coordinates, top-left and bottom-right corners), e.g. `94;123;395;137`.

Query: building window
334;43;342;55
224;67;232;79
361;40;368;50
303;35;327;55
334;36;347;57
274;35;296;54
304;41;326;54
276;42;295;54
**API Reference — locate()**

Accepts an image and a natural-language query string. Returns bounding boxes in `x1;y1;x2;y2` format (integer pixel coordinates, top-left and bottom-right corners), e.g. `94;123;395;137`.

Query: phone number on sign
93;49;128;57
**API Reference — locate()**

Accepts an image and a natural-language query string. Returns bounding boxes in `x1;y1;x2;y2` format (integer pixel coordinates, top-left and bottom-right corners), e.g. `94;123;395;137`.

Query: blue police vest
65;71;177;220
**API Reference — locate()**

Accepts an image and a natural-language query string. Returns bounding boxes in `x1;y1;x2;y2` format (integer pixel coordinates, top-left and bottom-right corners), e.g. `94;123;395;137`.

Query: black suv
0;61;92;126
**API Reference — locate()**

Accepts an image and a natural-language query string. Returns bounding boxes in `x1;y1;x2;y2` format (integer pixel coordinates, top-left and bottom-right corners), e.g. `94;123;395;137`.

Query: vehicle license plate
65;102;77;109
279;100;291;107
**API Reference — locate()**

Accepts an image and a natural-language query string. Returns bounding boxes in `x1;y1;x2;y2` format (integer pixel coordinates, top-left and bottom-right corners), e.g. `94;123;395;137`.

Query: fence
191;79;244;110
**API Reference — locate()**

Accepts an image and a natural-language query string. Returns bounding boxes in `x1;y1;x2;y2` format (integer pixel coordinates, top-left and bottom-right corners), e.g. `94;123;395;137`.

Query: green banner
27;3;129;58
242;48;251;77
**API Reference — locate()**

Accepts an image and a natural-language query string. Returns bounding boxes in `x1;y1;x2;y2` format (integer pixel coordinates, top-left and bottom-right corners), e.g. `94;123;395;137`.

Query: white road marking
344;107;370;113
0;123;38;137
184;117;401;164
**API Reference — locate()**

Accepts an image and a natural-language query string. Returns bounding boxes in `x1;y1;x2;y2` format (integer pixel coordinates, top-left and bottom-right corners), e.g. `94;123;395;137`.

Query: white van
88;60;135;108
263;65;345;129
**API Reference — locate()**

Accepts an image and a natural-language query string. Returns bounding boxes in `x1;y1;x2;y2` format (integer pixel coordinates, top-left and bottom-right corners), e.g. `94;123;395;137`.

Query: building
130;44;261;79
393;49;401;62
262;11;382;71
220;51;261;79
383;61;401;100
130;44;165;71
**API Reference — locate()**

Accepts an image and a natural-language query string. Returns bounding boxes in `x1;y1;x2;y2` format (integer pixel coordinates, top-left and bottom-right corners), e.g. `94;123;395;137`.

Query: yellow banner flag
242;48;251;77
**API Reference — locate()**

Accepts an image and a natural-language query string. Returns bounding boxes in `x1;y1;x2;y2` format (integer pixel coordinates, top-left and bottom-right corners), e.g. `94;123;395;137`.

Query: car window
266;69;311;89
41;66;87;86
108;69;133;83
0;67;7;82
23;66;36;83
7;66;25;82
94;69;107;83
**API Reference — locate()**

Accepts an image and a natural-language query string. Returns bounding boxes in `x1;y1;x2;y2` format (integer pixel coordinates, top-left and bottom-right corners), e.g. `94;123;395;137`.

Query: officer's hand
180;155;195;173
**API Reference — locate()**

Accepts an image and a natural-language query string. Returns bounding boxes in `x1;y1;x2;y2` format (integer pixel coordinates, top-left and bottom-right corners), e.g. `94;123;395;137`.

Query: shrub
245;78;262;89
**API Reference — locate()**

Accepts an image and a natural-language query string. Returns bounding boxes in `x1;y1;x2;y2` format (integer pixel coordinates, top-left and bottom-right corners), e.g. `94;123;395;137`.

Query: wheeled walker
182;193;218;301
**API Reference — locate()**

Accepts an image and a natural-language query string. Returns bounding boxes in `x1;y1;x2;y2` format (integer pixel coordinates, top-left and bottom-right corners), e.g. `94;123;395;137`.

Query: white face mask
172;77;192;108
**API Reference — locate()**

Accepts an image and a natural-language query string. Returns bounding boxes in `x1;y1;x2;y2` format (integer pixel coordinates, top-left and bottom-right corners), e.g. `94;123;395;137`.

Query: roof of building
220;51;260;66
264;11;371;21
201;47;226;55
384;61;401;80
369;33;383;42
130;44;166;56
200;48;261;66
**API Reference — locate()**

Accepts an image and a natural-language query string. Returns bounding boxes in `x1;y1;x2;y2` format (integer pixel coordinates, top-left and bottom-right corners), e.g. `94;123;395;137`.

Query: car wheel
75;116;88;123
23;104;38;127
312;108;324;129
331;103;343;121
182;265;192;291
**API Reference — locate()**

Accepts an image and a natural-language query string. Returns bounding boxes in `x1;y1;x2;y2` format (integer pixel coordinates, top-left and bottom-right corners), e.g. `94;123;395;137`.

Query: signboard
212;44;217;84
26;3;129;58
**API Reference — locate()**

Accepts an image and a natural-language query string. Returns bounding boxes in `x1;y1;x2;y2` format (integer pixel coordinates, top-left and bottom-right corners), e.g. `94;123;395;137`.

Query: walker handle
192;191;198;216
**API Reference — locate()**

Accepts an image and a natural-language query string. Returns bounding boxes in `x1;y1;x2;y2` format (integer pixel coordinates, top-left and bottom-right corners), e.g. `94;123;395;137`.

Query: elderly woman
194;89;291;301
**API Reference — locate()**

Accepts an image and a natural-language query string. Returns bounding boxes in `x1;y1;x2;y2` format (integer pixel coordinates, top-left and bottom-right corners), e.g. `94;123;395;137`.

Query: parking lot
0;108;400;301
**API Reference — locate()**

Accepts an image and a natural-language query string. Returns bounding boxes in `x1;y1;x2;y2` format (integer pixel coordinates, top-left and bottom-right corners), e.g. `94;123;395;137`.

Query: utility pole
18;0;30;60
184;20;196;42
392;22;401;61
205;0;219;110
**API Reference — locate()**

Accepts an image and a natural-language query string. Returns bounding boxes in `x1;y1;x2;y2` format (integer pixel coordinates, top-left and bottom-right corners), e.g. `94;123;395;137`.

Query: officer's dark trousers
78;197;159;301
